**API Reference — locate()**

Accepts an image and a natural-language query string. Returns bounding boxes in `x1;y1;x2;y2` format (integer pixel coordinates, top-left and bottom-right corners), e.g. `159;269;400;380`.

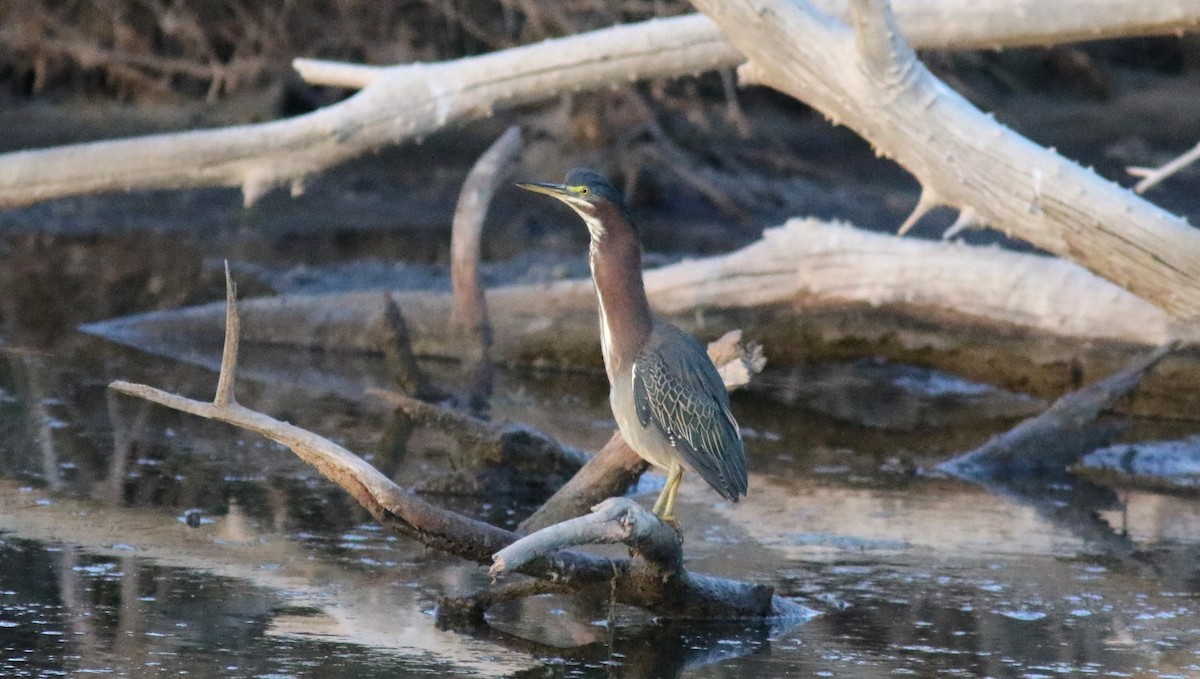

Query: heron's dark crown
564;168;625;207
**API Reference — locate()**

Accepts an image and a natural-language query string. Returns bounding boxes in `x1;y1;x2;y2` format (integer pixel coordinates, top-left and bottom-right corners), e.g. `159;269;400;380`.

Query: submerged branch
939;343;1177;479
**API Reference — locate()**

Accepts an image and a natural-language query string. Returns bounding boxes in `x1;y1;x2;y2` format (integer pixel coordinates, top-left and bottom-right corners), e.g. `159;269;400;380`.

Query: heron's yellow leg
658;464;684;522
651;480;670;516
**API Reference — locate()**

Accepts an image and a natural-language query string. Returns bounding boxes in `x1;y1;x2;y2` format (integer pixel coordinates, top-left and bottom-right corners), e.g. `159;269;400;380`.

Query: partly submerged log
1077;435;1200;492
938;343;1176;479
84;219;1200;418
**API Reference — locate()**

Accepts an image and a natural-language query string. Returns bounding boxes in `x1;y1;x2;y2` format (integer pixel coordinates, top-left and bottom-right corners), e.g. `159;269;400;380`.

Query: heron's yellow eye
576;185;590;196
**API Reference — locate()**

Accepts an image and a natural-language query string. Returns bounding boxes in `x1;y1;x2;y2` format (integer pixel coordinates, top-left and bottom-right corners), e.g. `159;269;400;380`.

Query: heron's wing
632;328;747;501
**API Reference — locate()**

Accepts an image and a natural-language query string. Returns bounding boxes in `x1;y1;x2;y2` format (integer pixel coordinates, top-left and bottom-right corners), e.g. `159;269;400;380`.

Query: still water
1;220;1199;677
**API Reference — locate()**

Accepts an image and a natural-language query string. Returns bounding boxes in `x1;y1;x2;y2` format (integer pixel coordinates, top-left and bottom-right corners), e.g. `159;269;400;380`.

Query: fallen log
83;219;1200;418
4;3;1199;210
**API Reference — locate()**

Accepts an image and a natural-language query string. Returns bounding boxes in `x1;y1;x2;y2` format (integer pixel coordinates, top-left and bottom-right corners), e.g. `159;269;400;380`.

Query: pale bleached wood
688;0;1200;320
0;17;738;209
5;2;1200;209
295;2;1200;89
88;219;1186;354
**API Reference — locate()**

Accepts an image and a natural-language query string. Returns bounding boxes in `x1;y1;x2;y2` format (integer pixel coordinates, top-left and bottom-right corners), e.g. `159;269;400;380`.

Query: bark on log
4;3;1200;209
82;219;1200;418
687;0;1200;320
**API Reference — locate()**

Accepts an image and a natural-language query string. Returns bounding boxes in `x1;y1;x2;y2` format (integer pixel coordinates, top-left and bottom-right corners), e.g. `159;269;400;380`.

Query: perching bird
517;169;747;522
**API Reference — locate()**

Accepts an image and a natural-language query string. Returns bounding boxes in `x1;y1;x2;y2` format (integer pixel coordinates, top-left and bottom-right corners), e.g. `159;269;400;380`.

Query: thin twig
1129;141;1200;194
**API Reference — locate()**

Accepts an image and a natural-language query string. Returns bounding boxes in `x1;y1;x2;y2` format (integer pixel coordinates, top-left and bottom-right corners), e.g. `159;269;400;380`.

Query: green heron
517;169;747;521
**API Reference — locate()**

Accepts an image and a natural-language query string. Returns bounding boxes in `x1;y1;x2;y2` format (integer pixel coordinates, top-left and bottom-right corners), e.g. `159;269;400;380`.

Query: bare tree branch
296;1;1200;90
4;3;1200;209
450;126;520;358
493;498;682;578
689;0;1200;320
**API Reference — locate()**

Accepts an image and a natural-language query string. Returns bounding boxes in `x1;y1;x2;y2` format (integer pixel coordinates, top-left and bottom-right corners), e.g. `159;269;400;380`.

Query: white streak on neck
581;212;605;241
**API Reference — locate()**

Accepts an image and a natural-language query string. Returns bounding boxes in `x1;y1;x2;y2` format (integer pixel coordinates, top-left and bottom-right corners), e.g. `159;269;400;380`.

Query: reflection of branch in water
105;388;152;504
975;471;1136;559
56;547;100;660
22;356;62;490
441;606;789;679
938;344;1177;560
109;272;808;621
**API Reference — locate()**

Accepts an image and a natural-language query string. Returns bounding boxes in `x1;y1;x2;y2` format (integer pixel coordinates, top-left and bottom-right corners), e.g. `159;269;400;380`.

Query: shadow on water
1;206;1200;677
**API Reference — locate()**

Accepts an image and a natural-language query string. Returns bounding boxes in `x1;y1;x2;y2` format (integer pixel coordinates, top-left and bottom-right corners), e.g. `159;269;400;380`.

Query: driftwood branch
3;3;1200;209
519;434;646;534
109;273;802;620
691;0;1200;320
450;126;521;410
939;342;1177;479
0;17;734;209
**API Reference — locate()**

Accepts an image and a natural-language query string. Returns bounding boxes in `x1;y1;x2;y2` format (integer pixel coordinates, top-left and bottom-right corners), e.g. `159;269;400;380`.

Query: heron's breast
608;366;678;471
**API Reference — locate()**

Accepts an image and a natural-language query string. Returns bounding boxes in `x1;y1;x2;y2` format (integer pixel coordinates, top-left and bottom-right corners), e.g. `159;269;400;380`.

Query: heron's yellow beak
515;181;572;199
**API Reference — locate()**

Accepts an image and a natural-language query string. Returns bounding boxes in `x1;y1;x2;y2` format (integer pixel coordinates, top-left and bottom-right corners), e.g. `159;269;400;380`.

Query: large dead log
687;0;1200;320
83;219;1200;418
